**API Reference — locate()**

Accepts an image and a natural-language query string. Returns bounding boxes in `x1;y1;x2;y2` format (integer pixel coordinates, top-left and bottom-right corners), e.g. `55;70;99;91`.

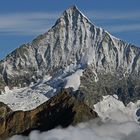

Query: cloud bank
9;95;140;140
9;119;140;140
9;104;140;140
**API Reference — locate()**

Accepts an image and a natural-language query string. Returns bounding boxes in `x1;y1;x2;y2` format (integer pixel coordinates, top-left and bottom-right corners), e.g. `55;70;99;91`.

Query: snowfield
0;65;84;111
94;95;140;122
64;69;83;91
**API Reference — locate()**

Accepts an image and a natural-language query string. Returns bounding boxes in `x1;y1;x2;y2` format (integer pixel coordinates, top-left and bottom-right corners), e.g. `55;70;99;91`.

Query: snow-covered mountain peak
0;6;140;111
0;6;140;88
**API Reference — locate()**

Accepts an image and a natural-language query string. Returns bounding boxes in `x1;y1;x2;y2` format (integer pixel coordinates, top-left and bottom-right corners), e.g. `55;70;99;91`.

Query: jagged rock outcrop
80;68;140;108
0;102;12;118
0;90;98;140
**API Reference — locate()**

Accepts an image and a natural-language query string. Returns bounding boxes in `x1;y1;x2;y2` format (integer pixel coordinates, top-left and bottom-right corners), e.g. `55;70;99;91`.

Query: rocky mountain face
0;102;12;119
0;6;140;110
0;90;98;140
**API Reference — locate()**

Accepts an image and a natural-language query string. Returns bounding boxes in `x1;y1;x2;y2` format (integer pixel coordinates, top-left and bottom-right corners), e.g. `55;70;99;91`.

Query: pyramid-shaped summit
54;5;91;29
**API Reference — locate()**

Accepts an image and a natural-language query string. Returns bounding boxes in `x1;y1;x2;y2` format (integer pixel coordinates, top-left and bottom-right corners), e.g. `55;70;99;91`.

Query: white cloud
9;120;140;140
9;106;140;140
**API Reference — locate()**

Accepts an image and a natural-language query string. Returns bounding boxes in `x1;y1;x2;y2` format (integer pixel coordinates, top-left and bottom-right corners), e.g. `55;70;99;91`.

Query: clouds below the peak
8;103;140;140
9;120;140;140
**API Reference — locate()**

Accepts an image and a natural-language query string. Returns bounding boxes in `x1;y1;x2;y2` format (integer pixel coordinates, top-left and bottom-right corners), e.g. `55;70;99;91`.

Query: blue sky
0;0;140;59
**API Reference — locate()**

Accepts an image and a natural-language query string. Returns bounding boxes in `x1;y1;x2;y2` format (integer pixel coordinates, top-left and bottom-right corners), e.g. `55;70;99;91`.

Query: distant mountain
0;6;140;113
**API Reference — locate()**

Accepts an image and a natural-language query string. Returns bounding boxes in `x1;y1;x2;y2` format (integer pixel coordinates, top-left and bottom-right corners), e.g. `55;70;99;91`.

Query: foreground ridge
0;90;98;139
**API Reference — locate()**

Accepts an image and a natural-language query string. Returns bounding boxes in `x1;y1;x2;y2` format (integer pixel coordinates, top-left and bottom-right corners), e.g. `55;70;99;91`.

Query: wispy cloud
104;24;140;33
85;10;140;33
0;10;140;35
0;12;60;35
86;10;140;20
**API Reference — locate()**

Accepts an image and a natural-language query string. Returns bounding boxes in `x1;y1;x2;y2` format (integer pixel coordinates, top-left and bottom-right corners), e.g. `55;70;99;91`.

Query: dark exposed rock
136;108;140;117
0;102;12;119
79;67;140;108
0;90;98;140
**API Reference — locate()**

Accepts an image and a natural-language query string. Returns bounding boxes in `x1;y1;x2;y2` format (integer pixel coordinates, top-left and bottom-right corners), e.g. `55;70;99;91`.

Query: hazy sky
0;0;140;59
